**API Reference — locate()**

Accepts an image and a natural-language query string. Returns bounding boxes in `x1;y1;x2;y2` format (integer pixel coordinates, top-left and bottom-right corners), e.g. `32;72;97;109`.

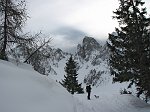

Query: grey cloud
50;26;87;53
53;26;87;40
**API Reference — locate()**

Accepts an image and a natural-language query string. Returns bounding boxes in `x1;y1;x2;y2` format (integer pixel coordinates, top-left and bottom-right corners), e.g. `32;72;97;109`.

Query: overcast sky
25;0;150;52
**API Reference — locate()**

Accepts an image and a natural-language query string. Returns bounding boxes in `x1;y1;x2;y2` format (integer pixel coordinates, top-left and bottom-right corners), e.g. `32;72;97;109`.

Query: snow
0;60;74;112
74;93;150;112
0;60;150;112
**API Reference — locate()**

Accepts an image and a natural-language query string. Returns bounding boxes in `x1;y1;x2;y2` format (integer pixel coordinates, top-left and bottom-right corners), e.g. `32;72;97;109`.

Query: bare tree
0;0;29;60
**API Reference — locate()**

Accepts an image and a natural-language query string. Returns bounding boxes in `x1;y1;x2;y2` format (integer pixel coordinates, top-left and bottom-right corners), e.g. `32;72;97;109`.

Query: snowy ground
74;93;150;112
0;60;150;112
0;60;74;112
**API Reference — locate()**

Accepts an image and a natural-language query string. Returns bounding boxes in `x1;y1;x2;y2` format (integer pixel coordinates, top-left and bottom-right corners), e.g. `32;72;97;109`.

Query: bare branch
24;38;52;63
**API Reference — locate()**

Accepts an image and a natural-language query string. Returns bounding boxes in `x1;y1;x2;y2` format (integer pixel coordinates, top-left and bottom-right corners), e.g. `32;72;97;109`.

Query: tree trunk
1;0;8;60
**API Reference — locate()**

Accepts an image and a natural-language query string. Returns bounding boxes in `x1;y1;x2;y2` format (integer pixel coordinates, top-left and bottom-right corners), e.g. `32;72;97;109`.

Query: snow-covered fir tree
61;55;84;94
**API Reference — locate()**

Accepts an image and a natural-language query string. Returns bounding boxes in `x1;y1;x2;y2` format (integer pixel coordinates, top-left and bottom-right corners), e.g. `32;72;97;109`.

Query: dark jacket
86;85;91;93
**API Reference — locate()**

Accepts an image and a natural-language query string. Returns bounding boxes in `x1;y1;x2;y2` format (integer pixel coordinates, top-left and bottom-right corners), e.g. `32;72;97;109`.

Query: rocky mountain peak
76;36;102;61
82;36;101;51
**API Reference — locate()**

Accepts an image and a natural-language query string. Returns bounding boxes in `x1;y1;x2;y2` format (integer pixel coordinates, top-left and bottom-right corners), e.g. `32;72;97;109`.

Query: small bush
120;88;132;94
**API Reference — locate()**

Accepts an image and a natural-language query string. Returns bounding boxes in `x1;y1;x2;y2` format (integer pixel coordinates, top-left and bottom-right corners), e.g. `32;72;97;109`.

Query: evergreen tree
107;0;150;102
0;0;30;60
61;55;84;94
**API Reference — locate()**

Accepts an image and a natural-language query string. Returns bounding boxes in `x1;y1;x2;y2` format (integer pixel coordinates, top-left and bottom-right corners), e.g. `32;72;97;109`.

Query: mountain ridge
46;36;110;88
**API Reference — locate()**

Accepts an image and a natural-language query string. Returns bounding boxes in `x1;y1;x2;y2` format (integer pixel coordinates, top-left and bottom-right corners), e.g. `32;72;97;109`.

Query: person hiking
86;85;91;100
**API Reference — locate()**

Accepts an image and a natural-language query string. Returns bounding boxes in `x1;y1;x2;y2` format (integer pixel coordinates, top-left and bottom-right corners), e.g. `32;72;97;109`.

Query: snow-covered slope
0;60;74;112
0;60;150;112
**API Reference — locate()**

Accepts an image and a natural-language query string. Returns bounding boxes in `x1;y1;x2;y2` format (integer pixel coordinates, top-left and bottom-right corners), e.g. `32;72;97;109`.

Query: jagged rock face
92;43;110;65
82;36;101;51
76;36;109;65
83;69;104;86
77;44;85;59
77;36;102;61
46;47;70;64
53;48;66;61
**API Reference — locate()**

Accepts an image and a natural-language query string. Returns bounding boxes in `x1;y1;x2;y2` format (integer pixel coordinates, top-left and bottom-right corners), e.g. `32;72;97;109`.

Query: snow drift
0;60;75;112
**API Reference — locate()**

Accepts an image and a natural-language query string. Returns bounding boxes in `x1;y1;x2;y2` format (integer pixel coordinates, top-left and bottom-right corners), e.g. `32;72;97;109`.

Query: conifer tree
107;0;150;102
61;55;84;94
